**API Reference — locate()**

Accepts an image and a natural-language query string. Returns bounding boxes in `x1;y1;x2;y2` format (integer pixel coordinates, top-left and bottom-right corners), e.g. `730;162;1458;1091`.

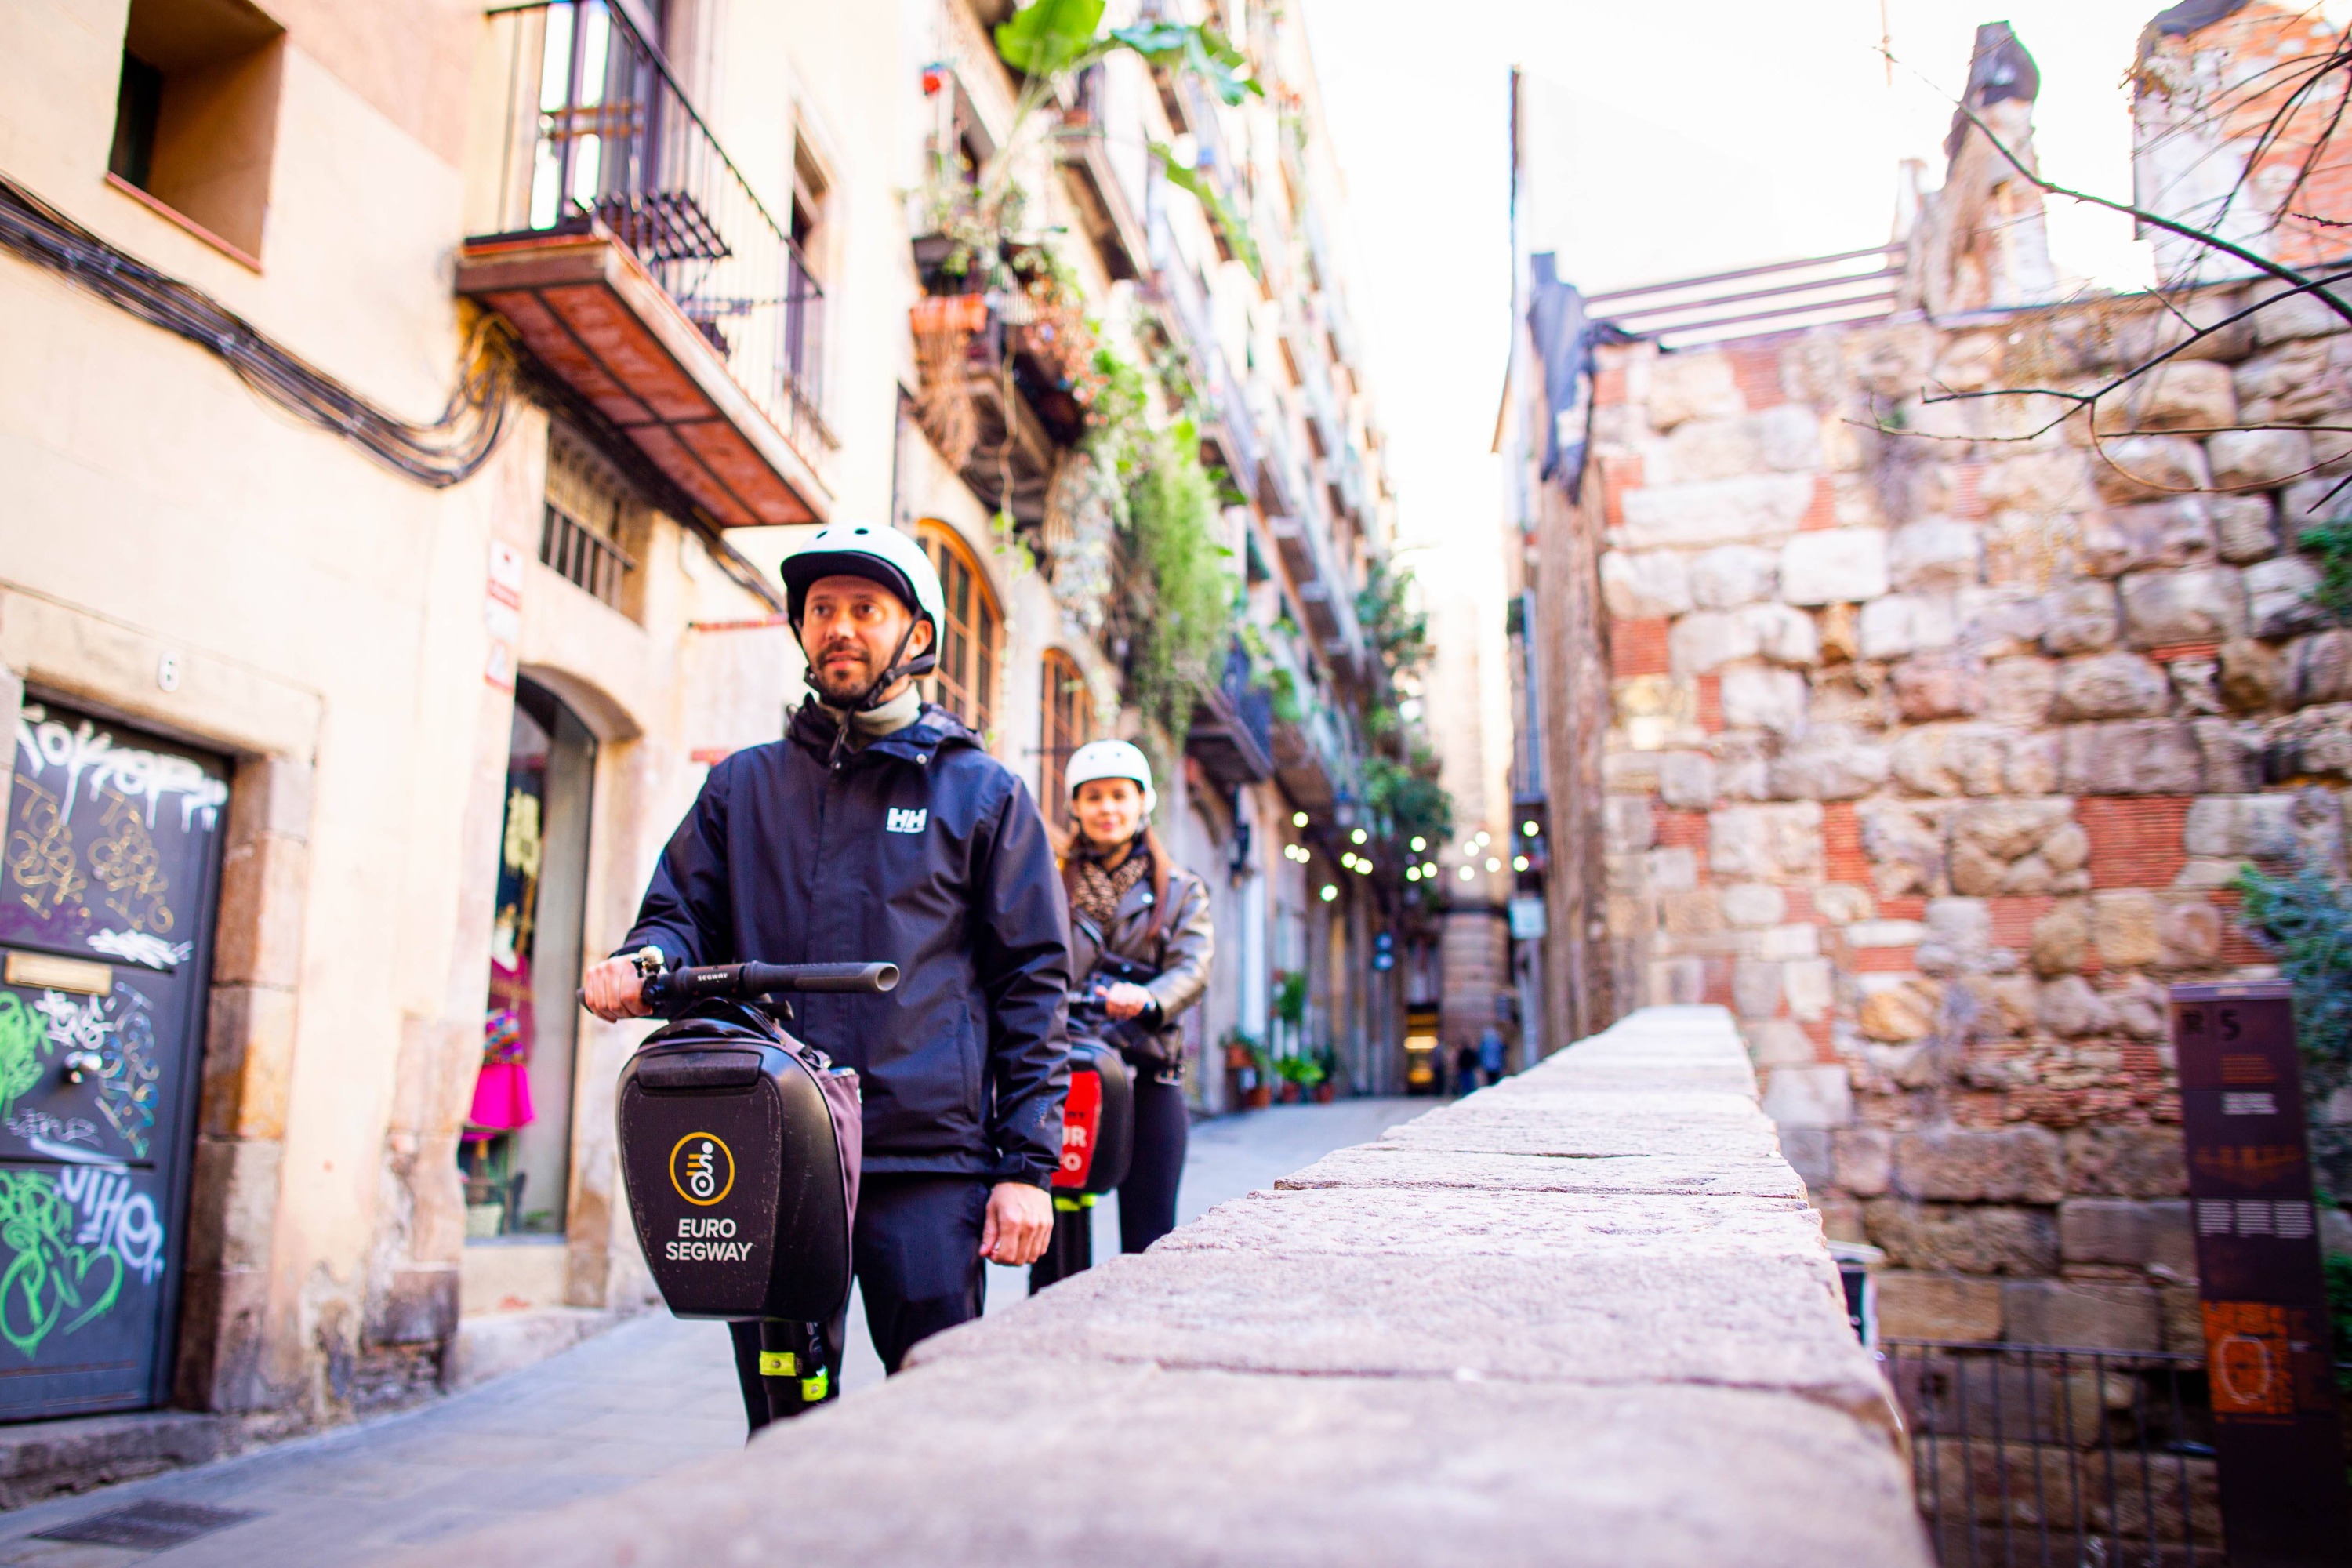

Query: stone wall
394;1007;1928;1567
1586;285;2352;1345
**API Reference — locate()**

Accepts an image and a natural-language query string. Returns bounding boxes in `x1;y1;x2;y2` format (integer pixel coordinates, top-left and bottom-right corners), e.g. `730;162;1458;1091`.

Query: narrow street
0;1101;1425;1568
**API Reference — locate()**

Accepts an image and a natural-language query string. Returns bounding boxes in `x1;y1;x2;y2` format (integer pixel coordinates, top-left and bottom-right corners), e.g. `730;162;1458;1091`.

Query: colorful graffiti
0;1169;130;1358
0;996;41;1123
13;705;227;833
27;986;159;1159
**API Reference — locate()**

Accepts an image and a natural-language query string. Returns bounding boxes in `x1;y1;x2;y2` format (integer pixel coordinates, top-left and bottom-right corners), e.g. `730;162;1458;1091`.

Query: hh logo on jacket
886;808;929;834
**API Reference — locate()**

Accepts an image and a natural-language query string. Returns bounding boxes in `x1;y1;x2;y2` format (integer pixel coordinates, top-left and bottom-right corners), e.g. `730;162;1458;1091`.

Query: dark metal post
2171;981;2352;1566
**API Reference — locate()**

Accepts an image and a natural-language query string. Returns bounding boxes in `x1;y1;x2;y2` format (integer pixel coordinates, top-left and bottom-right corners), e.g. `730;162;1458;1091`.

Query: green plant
1356;555;1432;676
1272;970;1308;1029
1120;418;1234;742
2232;856;2352;1076
2329;1250;2352;1400
2301;518;2352;626
1273;1051;1325;1087
1149;143;1262;279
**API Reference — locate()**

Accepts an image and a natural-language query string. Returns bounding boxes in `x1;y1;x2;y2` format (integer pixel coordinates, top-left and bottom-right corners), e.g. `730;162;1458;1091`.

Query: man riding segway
582;522;1069;1432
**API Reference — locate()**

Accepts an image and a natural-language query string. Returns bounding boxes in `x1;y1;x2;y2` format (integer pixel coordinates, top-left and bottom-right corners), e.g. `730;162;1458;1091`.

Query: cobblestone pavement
0;1098;1429;1567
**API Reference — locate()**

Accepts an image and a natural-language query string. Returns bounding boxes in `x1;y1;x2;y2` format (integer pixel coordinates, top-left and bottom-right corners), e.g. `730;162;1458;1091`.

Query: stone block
1864;1200;2059;1276
1731;960;1784;1020
1875;1273;2003;1342
2059;720;2203;796
2245;553;2324;639
1645;348;1743;429
2092;891;2162;970
1858;987;1934;1043
2293;628;2352;705
2218;637;2285;710
1952;799;2071;861
1784;959;1831;1020
1980;449;2093;514
1780;530;1889;606
1858;593;1958;659
2059;1199;2195;1274
1778;1127;1832;1188
2095;437;2211;505
2063;1127;2187;1198
1742;603;1819;666
1999;1280;2162;1352
1759;1064;1851;1128
2038;975;2111;1036
2079;499;2216;577
2052;652;2169;720
2169;654;2225;716
1889;724;2018;797
1720;883;1787;927
1893;1126;2064;1204
212;833;308;989
2120;566;2245;648
1708;803;1823;881
2245;277;2348;345
1605;797;1657;853
1657;751;1717;809
2213;495;2280;564
1857;802;1949;895
2209;426;2314;491
2237;338;2337;425
1620;474;1818;549
1746;1020;1815;1067
1719;666;1809;734
2041;581;2121;655
1671;611;1761;676
1958;587;2049;655
1831;1129;1893;1196
1889;519;1982;593
1601;550;1695;619
1661;890;1723;936
1647;848;1698;891
201;984;296;1141
2281;475;2352;533
1688;545;1779;609
1764;730;1889;801
1893;652;1983;721
1975;660;2056;731
2090;359;2237;434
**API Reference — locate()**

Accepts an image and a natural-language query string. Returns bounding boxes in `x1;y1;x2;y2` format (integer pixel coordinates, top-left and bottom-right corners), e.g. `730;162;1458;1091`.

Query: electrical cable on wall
0;169;515;487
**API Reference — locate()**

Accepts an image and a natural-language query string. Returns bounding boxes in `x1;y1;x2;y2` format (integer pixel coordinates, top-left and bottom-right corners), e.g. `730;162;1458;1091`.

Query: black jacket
1069;851;1213;1078
622;700;1070;1187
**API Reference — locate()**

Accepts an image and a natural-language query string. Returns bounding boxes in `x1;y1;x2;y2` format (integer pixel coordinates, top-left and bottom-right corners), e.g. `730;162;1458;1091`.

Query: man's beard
809;645;875;702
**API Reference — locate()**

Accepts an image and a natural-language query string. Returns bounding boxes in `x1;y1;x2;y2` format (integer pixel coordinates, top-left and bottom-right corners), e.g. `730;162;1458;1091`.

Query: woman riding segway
1058;741;1213;1257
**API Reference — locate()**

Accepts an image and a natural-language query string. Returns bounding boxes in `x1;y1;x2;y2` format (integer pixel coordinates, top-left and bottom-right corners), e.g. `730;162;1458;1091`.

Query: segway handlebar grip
739;961;901;995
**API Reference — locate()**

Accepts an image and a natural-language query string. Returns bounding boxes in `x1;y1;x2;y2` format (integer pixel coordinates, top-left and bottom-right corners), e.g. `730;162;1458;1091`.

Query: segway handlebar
647;960;900;1010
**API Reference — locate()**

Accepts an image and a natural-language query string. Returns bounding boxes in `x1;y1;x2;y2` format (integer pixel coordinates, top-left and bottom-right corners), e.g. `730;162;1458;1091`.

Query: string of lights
0;169;515;488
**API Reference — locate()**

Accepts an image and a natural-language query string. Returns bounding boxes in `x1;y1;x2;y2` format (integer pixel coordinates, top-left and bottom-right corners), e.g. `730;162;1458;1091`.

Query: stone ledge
0;1410;237;1512
387;1005;1930;1566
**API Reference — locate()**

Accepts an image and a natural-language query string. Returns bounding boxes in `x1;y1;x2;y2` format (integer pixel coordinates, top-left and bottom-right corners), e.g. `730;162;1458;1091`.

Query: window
919;522;1000;739
540;430;643;614
1040;649;1090;829
785;132;829;416
107;0;287;263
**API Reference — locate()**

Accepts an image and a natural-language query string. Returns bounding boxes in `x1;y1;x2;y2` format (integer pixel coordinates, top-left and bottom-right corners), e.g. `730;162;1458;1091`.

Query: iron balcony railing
1585;241;1908;350
1881;1339;2221;1567
478;1;833;455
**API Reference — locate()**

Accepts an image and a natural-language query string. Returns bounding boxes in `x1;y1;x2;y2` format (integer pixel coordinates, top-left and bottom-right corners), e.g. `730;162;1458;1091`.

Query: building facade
0;0;1409;1437
1503;8;2352;1353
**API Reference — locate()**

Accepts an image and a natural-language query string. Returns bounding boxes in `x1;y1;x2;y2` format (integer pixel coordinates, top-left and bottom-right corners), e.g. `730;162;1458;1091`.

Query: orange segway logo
669;1132;736;1207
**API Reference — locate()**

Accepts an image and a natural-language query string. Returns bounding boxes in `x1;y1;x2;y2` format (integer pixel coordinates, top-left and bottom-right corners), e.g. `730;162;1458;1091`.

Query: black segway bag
618;1004;860;1322
1053;1036;1134;1196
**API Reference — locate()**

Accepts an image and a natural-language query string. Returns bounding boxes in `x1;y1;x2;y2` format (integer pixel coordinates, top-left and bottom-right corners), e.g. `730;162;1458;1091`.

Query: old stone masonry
1588;281;2352;1348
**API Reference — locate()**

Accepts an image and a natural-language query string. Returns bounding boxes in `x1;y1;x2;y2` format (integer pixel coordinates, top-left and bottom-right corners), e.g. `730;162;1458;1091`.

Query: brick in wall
1799;476;1838;531
1612;618;1671;677
1823;802;1867;884
1697;674;1724;733
1655;809;1709;851
2078;797;2193;889
1726;342;1785;409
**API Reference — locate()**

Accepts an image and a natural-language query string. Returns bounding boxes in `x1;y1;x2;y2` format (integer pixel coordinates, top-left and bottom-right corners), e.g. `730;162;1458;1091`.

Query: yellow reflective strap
758;1350;797;1377
800;1372;829;1401
1051;1192;1098;1213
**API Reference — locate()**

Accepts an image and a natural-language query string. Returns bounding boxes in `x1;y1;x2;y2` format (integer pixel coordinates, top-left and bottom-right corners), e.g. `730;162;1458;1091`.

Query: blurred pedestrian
1453;1040;1480;1098
1478;1024;1506;1087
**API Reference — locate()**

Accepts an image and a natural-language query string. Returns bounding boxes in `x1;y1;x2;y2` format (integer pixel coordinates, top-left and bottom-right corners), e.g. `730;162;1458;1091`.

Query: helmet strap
825;619;934;768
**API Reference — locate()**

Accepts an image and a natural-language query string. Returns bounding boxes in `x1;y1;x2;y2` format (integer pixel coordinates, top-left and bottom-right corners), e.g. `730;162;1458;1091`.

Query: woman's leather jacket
1069;854;1214;1078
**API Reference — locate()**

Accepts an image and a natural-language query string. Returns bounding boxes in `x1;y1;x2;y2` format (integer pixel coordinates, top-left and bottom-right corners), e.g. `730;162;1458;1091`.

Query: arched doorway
916;521;1000;739
461;677;596;1240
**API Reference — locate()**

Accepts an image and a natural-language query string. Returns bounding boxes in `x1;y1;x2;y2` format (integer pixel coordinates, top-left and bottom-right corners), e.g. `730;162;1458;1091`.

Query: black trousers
1117;1076;1189;1254
728;1174;988;1434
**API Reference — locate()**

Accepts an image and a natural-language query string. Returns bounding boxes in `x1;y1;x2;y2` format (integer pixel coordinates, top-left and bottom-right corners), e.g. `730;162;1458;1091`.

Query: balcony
1055;65;1149;281
1142;208;1259;501
459;1;832;526
1187;641;1276;787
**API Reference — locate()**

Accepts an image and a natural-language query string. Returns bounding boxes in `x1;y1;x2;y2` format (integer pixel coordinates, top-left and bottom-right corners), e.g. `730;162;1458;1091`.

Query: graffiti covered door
0;701;226;1418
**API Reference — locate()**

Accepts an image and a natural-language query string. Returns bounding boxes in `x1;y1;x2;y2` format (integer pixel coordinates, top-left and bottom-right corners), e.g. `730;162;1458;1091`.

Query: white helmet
779;523;947;681
1066;739;1156;816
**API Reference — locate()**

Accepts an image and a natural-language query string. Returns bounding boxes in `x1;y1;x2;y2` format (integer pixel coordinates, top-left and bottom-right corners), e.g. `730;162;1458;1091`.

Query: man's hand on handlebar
1097;982;1155;1022
978;1181;1054;1266
582;956;650;1022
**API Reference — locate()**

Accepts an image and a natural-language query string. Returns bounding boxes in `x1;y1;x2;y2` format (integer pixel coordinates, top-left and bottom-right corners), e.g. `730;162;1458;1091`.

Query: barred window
918;521;1000;741
541;430;641;612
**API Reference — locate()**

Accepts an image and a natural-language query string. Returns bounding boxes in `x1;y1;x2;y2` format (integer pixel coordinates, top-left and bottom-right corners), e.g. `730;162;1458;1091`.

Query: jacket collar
786;696;981;768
